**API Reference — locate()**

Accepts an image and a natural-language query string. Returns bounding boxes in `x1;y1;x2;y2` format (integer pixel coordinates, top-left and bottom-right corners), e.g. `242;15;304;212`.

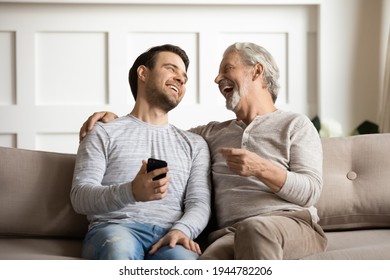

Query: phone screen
147;158;167;181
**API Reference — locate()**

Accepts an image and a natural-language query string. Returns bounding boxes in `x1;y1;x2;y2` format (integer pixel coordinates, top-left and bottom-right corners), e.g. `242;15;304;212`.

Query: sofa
0;133;390;260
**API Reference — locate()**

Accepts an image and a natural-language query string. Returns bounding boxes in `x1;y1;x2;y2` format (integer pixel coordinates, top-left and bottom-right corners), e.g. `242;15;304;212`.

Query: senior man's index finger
220;147;243;156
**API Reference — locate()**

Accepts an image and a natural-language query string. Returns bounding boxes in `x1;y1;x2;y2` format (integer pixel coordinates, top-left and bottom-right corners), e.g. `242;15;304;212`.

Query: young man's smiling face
144;51;188;112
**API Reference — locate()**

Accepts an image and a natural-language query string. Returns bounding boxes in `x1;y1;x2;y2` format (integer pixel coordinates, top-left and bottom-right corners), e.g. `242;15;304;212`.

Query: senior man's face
214;51;252;112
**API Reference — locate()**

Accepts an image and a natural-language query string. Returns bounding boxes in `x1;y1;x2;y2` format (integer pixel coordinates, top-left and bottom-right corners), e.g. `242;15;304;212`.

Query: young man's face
144;51;188;112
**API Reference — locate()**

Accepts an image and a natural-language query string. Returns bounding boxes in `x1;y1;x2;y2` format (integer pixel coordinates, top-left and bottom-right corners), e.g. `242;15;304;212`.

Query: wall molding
0;0;322;5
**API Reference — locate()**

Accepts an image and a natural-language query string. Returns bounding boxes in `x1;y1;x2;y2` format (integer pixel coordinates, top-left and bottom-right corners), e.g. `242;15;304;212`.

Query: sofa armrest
0;147;88;238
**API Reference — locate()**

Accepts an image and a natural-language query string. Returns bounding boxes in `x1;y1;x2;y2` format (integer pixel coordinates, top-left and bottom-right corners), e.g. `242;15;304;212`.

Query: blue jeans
82;223;199;260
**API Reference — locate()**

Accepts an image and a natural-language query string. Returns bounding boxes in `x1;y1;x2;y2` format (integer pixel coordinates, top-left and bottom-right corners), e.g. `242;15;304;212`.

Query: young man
71;44;211;260
80;42;327;259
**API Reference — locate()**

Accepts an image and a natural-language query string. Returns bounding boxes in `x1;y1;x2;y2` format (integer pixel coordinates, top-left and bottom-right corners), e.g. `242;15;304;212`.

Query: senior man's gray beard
226;89;241;112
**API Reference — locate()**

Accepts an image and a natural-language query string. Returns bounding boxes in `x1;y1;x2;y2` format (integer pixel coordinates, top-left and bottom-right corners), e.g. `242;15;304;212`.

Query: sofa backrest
0;146;88;239
316;133;390;231
1;133;389;238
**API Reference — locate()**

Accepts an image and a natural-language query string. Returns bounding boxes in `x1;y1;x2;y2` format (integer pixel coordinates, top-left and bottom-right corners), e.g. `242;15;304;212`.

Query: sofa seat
0;238;83;260
303;229;390;259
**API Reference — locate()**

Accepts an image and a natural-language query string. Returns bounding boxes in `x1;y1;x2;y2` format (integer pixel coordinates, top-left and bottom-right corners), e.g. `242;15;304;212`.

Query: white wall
319;0;386;135
0;0;388;153
380;0;390;102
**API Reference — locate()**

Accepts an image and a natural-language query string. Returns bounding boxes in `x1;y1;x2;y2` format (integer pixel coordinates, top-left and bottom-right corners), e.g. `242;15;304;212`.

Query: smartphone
147;158;168;181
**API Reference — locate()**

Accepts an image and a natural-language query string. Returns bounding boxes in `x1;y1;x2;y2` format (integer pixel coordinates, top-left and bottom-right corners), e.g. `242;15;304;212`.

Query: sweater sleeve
171;136;212;239
277;119;323;207
70;124;135;215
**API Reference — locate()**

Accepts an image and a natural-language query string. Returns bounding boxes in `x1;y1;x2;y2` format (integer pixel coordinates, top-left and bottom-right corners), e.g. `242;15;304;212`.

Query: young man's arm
71;124;135;215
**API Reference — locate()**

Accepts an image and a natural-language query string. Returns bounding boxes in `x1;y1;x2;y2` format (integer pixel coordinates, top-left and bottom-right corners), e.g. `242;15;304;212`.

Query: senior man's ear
252;63;264;81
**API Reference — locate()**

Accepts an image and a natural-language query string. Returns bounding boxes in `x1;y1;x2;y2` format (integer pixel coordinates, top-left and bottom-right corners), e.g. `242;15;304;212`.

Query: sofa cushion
0;238;82;259
302;229;390;259
316;133;390;230
0;147;88;238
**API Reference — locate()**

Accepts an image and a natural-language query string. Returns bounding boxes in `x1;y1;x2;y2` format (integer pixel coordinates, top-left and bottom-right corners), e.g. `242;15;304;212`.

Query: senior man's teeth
222;85;233;93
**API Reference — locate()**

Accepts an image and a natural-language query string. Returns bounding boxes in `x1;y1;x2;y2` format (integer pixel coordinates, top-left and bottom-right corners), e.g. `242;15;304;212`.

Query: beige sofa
1;133;390;260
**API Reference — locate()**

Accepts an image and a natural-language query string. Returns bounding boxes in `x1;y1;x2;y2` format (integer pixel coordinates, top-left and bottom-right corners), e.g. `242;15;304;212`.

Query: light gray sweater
71;115;211;240
190;110;323;228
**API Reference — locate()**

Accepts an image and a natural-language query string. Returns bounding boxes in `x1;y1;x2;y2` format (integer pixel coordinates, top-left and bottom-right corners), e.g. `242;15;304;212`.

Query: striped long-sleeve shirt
71;114;211;240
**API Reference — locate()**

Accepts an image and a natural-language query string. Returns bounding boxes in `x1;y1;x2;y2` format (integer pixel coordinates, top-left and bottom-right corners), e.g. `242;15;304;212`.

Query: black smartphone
147;158;168;181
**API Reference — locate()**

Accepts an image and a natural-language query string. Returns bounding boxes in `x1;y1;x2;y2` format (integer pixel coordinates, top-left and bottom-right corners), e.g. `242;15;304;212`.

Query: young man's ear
137;65;148;82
